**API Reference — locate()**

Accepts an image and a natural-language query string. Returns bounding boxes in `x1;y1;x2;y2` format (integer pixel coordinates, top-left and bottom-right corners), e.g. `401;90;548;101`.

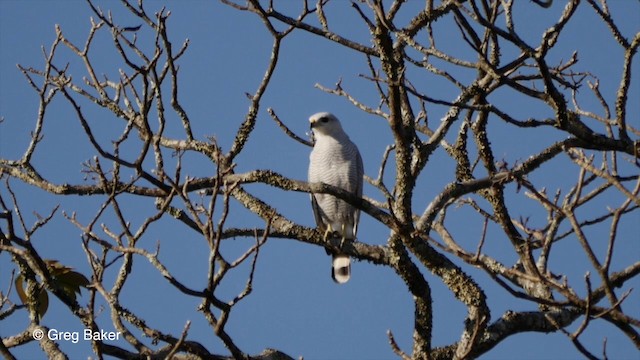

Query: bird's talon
323;227;333;241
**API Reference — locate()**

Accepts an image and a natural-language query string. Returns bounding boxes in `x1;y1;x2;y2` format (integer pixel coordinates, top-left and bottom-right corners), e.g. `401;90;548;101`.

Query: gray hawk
308;112;363;284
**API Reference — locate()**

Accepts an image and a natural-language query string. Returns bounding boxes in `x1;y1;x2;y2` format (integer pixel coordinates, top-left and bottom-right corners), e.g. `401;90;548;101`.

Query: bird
308;112;363;284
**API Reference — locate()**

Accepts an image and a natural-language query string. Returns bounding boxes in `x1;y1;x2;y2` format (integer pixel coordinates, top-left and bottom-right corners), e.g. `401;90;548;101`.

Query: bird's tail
331;254;351;284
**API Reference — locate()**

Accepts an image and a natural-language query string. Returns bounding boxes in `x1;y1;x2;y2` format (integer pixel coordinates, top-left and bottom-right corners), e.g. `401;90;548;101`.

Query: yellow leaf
14;274;28;305
37;288;49;320
14;274;49;319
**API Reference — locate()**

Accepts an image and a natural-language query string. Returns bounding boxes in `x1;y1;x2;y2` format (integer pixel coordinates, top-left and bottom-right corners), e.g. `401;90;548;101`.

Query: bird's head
309;112;346;138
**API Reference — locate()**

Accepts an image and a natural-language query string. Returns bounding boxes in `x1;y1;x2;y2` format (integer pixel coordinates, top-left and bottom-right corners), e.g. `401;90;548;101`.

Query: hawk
308;112;363;284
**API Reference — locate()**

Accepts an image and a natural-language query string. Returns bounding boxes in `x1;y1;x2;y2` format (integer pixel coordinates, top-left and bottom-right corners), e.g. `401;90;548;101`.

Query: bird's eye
320;117;329;123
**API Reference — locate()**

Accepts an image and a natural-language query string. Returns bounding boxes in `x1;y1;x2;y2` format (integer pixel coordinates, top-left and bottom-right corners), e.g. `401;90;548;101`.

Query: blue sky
1;1;639;359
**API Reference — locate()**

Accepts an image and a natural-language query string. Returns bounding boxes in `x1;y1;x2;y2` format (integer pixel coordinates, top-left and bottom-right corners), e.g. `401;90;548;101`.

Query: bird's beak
309;120;317;129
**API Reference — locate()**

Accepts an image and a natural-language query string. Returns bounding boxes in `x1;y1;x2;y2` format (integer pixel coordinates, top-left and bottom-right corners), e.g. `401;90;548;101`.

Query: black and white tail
331;254;351;284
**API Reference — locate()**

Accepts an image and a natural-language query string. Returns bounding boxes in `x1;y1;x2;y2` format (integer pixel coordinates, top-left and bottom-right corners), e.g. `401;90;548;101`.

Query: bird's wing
310;193;326;233
352;149;364;238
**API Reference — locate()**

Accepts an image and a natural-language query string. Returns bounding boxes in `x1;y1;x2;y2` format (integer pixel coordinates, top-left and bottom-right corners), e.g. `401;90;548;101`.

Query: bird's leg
340;223;347;249
323;224;334;242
